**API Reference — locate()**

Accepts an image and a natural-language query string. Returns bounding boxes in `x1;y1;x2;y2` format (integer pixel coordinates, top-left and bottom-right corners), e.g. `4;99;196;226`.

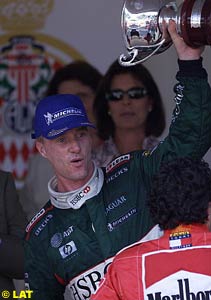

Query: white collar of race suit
48;162;104;209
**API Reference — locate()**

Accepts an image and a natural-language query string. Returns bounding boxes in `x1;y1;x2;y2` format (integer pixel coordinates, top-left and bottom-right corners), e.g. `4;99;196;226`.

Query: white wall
1;0;211;164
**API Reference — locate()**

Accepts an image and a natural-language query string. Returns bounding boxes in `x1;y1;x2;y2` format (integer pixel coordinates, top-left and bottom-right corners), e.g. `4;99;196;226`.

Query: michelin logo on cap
44;107;84;126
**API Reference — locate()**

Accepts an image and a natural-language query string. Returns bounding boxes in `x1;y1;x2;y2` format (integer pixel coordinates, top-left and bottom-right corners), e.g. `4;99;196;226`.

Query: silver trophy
119;0;211;66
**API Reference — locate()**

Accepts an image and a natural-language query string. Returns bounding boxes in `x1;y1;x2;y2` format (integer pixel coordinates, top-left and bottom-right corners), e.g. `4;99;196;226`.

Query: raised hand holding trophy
119;0;211;66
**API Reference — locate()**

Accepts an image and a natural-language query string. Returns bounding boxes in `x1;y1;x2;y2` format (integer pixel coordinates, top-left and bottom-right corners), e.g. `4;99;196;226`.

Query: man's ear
35;140;47;158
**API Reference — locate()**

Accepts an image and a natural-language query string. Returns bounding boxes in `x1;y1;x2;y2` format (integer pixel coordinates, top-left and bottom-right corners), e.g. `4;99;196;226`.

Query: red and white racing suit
91;224;211;300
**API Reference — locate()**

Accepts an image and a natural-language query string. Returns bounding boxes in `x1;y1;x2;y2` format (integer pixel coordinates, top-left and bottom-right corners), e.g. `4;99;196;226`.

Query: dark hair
150;157;211;230
93;59;165;140
46;60;102;96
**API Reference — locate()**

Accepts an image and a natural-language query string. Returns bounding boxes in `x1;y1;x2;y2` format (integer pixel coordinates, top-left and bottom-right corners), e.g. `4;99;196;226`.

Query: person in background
19;61;103;220
92;59;165;166
24;21;211;300
0;170;27;298
91;157;211;300
45;60;102;148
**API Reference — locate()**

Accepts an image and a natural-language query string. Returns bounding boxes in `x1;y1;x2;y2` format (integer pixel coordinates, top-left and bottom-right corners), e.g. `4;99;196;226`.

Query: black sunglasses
105;87;148;102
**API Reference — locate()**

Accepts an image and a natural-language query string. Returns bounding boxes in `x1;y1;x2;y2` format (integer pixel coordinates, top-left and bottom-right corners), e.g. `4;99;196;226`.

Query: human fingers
168;20;204;60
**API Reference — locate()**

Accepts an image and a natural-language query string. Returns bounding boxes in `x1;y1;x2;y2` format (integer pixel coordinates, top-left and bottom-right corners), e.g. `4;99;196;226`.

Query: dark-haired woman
93;60;166;166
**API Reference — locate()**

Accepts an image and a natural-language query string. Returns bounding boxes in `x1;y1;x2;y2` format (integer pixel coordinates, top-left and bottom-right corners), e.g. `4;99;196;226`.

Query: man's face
36;127;94;191
58;80;96;124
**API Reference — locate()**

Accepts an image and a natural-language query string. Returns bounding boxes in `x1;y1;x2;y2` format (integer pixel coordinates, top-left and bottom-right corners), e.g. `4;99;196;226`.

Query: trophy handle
119;39;167;66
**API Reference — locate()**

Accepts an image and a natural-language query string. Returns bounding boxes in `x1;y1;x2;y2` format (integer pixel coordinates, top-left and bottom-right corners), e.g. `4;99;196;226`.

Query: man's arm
24;238;65;300
139;21;211;181
91;262;121;300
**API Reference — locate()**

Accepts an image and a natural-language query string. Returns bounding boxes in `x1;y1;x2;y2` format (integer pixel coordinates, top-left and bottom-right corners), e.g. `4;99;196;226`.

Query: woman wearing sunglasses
93;60;165;166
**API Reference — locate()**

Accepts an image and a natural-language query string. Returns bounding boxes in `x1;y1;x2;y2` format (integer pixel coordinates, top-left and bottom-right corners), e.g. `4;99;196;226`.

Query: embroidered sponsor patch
34;214;53;236
106;167;128;183
105;195;127;215
47;127;69;138
51;226;74;248
172;83;184;123
59;241;77;259
68;185;91;207
106;154;130;173
25;208;46;233
169;231;192;249
51;233;63;248
107;207;137;231
66;257;113;300
44;108;83;125
63;225;74;237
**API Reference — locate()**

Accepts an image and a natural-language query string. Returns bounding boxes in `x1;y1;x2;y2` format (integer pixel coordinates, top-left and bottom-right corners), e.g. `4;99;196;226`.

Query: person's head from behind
94;59;165;140
46;60;102;125
32;94;95;190
150;157;211;230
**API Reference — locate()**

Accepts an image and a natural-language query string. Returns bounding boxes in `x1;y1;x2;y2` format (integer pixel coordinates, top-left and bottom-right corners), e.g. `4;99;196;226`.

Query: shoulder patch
26;208;46;233
106;154;130;173
25;205;54;240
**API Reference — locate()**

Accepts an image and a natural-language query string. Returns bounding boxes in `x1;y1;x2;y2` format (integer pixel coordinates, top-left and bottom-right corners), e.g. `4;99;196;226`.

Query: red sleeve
91;261;122;300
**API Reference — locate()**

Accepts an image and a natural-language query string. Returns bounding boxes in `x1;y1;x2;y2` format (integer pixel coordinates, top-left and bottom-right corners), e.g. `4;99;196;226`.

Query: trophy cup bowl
119;0;211;66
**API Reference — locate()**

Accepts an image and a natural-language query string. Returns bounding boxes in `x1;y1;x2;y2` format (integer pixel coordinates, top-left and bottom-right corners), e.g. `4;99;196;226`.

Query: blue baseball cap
31;94;95;139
